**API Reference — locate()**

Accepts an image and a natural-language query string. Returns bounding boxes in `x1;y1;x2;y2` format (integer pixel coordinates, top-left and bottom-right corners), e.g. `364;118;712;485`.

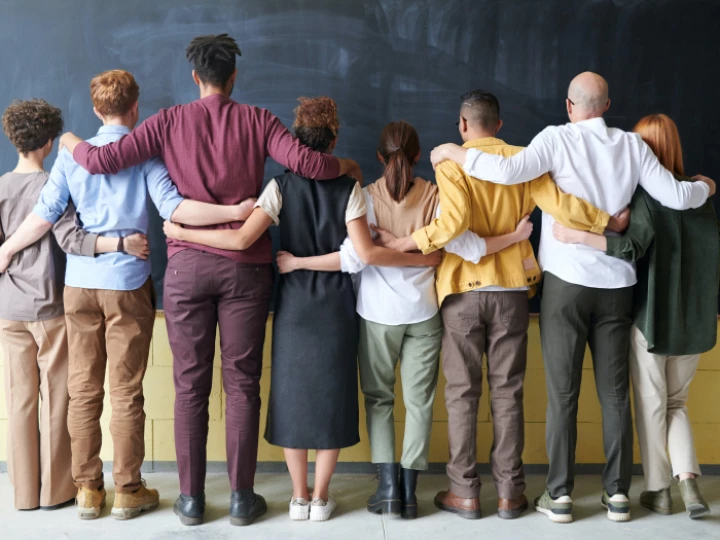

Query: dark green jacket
605;179;719;356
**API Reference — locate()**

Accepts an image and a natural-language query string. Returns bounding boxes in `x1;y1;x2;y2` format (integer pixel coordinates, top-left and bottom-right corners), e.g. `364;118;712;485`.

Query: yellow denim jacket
411;137;610;305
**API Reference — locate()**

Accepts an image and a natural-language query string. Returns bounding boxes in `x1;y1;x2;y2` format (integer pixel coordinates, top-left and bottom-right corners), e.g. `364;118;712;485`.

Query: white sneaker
289;497;310;521
310;496;337;522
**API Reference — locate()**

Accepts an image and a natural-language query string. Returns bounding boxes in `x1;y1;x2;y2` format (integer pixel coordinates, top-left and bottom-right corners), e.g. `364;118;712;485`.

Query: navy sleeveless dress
264;172;360;449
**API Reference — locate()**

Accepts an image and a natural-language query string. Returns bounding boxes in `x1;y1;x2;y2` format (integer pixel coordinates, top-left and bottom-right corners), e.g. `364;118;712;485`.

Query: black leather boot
367;463;401;514
230;489;267;526
174;493;205;526
400;468;419;519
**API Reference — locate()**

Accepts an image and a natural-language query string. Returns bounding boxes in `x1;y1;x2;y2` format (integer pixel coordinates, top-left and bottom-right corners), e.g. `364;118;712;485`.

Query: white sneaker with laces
310;496;337;522
289;497;310;521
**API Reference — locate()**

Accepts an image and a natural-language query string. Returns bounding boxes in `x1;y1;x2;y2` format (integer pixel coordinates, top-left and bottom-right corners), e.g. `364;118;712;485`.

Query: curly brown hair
2;99;63;154
292;97;339;153
90;70;139;117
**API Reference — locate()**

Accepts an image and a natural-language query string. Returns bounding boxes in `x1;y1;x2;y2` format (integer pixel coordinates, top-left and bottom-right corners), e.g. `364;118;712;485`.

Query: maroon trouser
164;250;273;496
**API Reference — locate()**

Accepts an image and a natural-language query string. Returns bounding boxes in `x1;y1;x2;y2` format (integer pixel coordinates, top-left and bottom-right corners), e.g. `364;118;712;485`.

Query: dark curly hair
186;33;242;88
292;97;339;153
2;99;63;154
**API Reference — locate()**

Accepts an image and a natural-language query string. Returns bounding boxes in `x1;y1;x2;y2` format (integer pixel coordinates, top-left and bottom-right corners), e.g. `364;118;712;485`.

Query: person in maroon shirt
60;34;362;528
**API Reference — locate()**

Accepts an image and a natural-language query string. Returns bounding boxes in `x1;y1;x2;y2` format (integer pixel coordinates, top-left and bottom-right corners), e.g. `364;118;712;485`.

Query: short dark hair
460;90;500;130
2;99;63;154
186;34;242;88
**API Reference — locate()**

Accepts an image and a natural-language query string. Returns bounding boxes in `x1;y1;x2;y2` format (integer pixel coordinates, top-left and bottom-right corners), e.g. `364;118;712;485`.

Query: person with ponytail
276;119;533;519
164;97;443;523
553;114;716;519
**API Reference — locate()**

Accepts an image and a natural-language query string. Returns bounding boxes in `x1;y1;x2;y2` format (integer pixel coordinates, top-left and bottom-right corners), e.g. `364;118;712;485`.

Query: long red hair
633;114;684;176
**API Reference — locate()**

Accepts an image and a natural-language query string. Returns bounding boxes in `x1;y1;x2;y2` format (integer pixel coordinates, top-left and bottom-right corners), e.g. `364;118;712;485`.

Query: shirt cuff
590;211;611;234
462;148;482;176
411;227;435;254
73;142;92;168
604;236;622;257
80;233;99;257
160;197;184;221
32;205;61;225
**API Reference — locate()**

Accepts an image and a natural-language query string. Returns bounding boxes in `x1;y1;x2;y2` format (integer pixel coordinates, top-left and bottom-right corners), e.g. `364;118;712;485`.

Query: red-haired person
553;114;715;519
163;97;439;522
0;99;147;511
1;71;253;521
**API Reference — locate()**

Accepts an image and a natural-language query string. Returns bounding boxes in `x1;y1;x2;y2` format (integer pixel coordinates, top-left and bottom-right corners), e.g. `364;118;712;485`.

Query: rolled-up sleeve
33;151;72;224
144;158;184;220
412;162;471;253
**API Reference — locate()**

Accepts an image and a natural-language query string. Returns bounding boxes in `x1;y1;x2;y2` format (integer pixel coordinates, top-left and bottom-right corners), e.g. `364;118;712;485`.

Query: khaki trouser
358;313;442;470
0;315;75;509
629;326;701;492
440;291;529;500
64;279;155;493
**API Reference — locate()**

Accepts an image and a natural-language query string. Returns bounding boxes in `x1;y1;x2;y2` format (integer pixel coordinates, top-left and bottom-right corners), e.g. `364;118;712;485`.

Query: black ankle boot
174;493;205;526
230;489;267;526
400;468;419;519
367;463;401;514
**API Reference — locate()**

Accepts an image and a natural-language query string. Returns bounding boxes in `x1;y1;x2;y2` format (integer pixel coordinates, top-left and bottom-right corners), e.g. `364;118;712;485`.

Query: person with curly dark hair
58;33;364;528
163;96;441;522
0;99;147;511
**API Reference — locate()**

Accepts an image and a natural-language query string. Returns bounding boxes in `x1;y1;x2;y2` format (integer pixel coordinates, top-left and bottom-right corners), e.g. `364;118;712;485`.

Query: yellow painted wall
1;313;719;464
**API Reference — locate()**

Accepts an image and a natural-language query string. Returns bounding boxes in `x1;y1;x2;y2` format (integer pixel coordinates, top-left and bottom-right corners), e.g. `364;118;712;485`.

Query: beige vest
367;177;439;238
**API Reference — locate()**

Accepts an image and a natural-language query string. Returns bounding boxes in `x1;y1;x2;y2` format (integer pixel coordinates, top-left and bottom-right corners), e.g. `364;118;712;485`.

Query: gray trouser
358;313;442;470
540;272;634;498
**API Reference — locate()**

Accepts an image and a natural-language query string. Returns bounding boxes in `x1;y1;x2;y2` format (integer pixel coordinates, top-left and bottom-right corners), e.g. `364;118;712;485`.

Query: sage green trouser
358;313;442;470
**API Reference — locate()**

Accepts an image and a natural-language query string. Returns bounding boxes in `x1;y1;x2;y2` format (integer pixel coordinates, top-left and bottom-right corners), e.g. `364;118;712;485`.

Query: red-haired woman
164;99;441;522
553;114;716;519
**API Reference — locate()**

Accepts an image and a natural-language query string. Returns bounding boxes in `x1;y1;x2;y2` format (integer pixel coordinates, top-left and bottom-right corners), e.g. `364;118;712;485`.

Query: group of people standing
0;32;715;529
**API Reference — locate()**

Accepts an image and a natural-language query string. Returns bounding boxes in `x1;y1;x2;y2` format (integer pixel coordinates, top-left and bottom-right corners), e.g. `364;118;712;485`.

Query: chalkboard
1;0;719;311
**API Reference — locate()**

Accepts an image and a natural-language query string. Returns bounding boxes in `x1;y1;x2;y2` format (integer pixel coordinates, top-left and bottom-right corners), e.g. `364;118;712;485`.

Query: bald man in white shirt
428;72;714;524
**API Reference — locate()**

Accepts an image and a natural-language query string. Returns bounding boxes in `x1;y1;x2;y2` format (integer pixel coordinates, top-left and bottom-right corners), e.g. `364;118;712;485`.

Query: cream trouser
629;326;701;492
0;316;75;509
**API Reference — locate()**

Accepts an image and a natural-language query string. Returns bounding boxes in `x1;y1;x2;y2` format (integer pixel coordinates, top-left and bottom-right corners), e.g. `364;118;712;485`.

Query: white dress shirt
462;117;710;289
339;189;487;325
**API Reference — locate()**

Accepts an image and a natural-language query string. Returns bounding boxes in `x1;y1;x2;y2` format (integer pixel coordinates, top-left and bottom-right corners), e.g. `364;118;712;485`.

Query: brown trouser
0;316;75;509
64;279;155;493
440;290;528;500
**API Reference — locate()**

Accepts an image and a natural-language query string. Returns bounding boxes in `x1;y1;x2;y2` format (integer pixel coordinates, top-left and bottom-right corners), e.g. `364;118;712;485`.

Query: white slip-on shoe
289;497;310;521
310;496;337;522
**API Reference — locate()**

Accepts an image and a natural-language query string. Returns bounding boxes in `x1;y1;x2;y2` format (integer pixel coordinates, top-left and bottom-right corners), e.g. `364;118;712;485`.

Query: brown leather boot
498;494;528;519
434;490;481;519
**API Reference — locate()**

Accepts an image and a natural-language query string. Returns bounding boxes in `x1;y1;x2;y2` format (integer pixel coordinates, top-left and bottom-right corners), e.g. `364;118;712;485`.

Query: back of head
90;69;139;117
292;96;339;154
633;114;684;176
567;72;609;119
2;98;63;155
377;121;420;202
460;89;500;136
186;34;241;88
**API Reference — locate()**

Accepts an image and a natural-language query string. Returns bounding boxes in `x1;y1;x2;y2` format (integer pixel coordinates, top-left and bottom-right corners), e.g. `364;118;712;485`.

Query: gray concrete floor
0;472;718;539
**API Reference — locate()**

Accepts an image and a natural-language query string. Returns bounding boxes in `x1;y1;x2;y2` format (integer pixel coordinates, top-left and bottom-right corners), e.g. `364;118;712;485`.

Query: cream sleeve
345;181;367;223
255;179;282;225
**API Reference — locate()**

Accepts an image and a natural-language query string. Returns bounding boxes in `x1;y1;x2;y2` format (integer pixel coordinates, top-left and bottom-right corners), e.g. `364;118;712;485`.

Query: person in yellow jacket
383;90;626;520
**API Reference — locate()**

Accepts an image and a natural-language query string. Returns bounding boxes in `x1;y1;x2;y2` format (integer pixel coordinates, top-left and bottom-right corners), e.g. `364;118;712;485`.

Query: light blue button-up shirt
33;125;184;291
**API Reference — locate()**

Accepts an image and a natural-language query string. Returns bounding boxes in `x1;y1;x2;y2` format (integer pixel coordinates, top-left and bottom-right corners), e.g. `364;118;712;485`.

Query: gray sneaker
601;491;631;522
679;478;710;519
640;488;672;515
534;490;573;523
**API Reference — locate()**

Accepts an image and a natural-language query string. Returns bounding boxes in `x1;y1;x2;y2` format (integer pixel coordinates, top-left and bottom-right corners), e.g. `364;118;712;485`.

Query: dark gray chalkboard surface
1;0;718;310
